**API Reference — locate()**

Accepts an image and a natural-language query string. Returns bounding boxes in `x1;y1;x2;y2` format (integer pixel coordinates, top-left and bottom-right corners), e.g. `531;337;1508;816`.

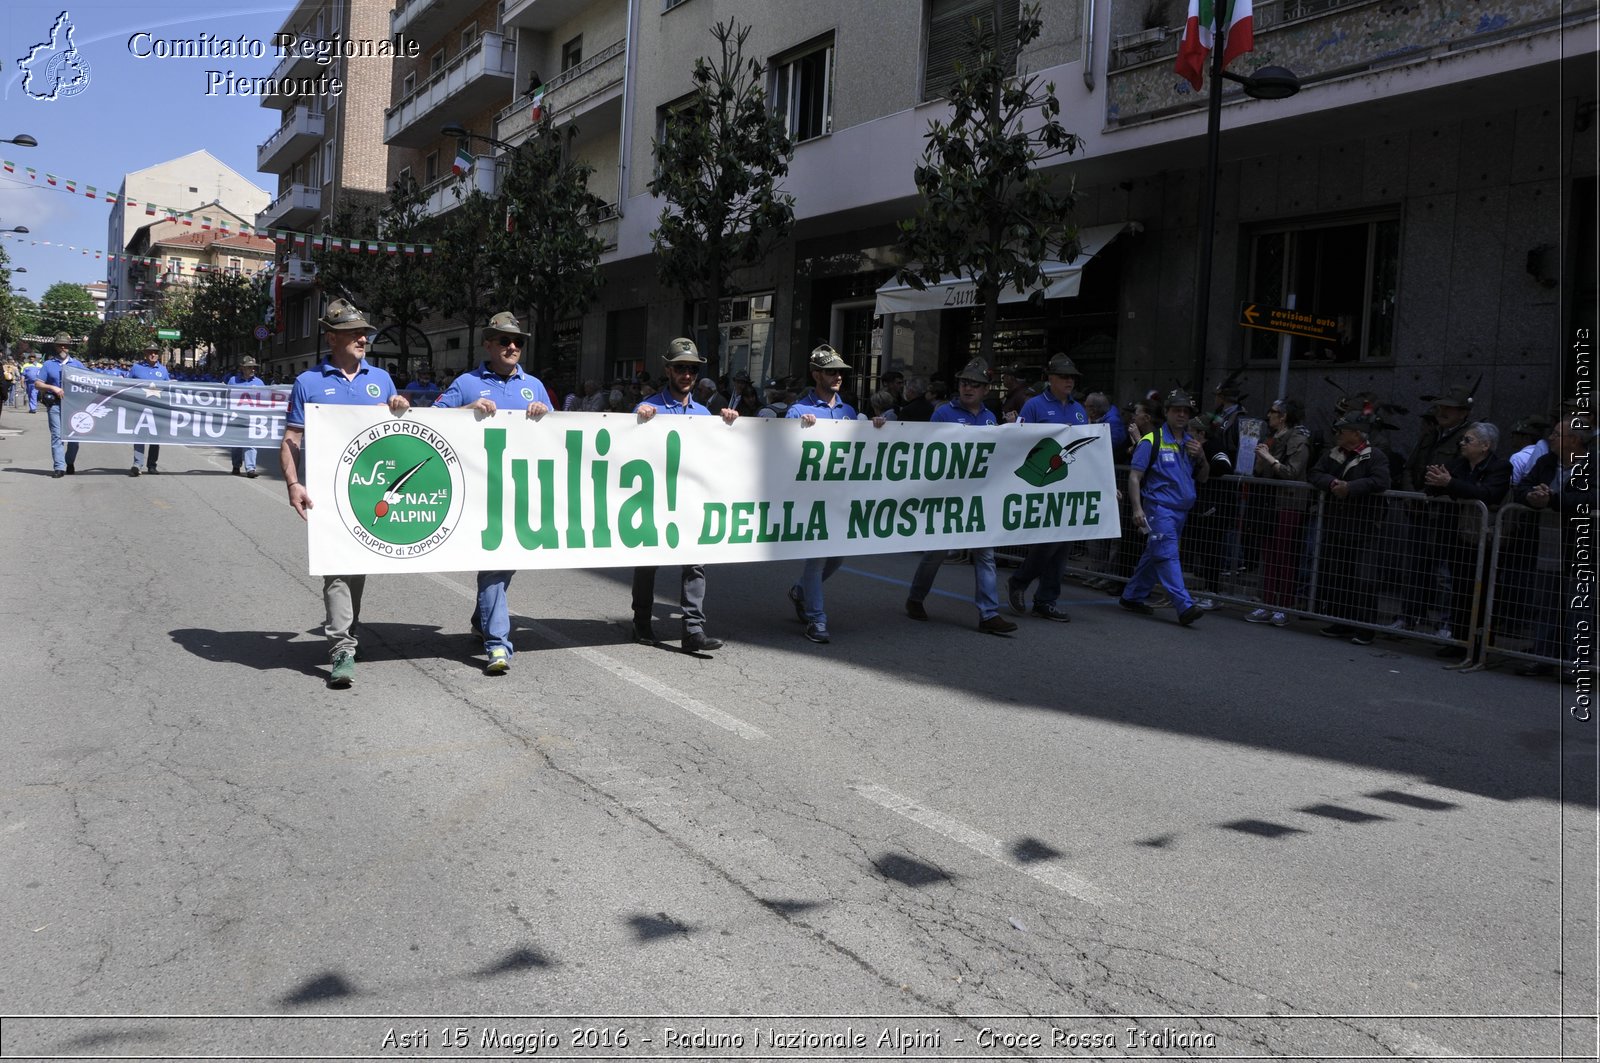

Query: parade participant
903;359;1018;635
280;299;411;689
787;344;882;644
1309;412;1391;643
404;365;441;407
631;338;739;654
35;334;85;478
432;312;550;674
126;343;171;477
23;354;43;413
1119;389;1209;625
1007;353;1089;622
226;356;266;476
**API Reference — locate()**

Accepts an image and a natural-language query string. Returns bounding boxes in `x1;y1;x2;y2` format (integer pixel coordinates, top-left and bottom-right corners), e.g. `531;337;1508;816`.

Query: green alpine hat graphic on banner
1015;436;1098;488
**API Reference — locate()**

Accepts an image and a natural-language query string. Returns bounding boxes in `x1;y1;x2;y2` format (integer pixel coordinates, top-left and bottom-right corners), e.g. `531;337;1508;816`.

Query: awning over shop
872;221;1141;317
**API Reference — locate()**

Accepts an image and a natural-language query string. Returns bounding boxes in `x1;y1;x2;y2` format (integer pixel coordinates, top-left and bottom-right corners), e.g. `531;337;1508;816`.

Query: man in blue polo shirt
127;342;171;477
433;311;551;675
226;356;266;477
1119;388;1209;626
632;336;740;654
903;359;1018;635
1006;353;1088;621
35;334;85;478
281;299;412;689
23;355;43;413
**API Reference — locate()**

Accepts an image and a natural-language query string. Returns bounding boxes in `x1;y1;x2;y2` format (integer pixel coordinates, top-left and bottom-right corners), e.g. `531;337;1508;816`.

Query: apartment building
123;209;276;295
379;0;1592;432
256;0;398;377
105;151;269;323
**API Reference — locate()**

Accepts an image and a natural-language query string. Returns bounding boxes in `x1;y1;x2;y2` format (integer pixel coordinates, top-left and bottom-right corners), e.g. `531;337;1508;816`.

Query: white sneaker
1385;617;1411;631
1195;597;1218;611
1244;607;1272;624
1270;611;1289;627
1434;624;1453;640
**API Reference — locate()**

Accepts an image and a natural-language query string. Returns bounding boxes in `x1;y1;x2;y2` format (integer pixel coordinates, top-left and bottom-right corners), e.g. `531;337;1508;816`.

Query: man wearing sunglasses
432;312;553;675
632;337;739;653
281;299;412;689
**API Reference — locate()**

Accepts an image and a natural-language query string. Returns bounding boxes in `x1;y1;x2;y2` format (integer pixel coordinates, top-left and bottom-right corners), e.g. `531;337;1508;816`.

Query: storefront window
1247;215;1400;364
694;291;775;383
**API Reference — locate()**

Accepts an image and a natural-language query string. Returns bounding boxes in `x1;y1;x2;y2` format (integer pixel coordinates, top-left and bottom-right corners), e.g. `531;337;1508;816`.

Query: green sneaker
485;647;510;675
328;651;355;689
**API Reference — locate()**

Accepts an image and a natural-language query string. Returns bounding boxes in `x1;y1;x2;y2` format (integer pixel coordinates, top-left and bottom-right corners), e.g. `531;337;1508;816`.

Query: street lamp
1189;58;1301;394
0;134;38;147
0;226;29;235
440;123;514;151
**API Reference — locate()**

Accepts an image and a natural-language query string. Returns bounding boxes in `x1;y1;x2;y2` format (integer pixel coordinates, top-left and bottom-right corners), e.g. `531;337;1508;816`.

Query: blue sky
0;2;293;303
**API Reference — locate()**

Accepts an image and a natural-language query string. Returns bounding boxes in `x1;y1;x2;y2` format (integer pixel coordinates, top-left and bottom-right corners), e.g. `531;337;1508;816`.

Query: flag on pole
1175;0;1254;92
452;147;474;177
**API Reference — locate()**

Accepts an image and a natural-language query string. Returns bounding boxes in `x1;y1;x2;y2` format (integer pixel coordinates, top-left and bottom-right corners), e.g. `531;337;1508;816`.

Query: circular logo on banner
335;423;465;559
69;412;94;434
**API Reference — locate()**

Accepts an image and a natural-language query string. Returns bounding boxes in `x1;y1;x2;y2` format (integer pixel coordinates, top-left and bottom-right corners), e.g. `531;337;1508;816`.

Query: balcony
282;257;319;288
392;0;481;42
419;156;503;218
385;32;517;148
500;0;600;32
256;183;322;230
591;201;618;252
257;106;325;173
494;38;625;145
258;37;323;110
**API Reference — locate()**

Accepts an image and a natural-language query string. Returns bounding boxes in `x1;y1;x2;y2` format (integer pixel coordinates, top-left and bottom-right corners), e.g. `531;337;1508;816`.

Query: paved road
0;414;1594;1060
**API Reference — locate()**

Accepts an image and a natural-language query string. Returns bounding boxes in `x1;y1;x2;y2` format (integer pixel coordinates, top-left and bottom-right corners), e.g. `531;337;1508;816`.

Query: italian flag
452;147;473;177
528;86;546;123
1175;0;1253;92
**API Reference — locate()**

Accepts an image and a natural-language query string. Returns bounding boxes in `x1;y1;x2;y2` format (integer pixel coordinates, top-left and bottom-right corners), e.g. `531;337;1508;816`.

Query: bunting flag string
0;231;276;276
0;160;437;256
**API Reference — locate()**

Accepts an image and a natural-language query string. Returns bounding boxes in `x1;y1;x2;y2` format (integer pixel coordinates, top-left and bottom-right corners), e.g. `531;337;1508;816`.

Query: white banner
303;407;1120;575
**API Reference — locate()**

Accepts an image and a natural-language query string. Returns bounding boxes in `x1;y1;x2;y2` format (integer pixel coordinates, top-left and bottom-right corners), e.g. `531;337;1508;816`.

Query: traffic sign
156;328;181;341
1238;302;1340;342
253;324;272;341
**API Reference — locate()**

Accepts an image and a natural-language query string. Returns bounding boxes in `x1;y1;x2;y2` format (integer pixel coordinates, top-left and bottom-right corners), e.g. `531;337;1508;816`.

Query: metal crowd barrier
1046;471;1518;661
1478;502;1569;673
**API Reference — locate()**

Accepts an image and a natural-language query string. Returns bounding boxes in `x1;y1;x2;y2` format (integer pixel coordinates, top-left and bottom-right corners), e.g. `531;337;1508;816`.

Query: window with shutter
922;0;1020;102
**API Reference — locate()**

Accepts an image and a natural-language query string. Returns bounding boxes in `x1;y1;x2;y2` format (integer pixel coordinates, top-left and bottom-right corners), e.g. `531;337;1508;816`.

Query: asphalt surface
0;410;1594;1060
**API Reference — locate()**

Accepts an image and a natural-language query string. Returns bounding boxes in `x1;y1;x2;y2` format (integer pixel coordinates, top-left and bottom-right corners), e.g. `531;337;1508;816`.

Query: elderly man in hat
35;333;86;478
1393;383;1476;635
631;337;739;654
432;311;552;674
1119;389;1210;626
1309;411;1392;643
226;355;266;476
903;359;1018;635
786;344;877;643
281;298;411;689
1006;353;1089;622
126;341;172;476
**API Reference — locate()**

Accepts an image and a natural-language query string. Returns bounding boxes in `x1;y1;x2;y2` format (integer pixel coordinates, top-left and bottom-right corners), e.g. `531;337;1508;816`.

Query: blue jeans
230;446;257;471
793;556;845;625
910;548;999;618
1010;540;1070;607
132;443;160;470
1122;504;1194;612
474;570;515;653
46;403;79;471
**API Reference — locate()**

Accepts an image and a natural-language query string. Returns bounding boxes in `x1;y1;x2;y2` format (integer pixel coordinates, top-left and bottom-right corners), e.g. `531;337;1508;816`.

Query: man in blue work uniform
23;355;43;413
227;356;265;477
35;334;85;478
1119;389;1209;626
281;299;412;689
903;359;1018;635
433;311;551;675
127;342;170;476
786;343;879;644
1006;353;1088;622
631;336;740;654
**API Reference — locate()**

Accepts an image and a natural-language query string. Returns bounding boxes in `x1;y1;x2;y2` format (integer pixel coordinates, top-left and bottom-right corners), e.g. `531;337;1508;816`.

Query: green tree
37;281;99;339
184;269;268;366
896;2;1081;363
649;20;794;372
490;115;608;377
430;187;501;359
90;315;155;358
3;295;40;347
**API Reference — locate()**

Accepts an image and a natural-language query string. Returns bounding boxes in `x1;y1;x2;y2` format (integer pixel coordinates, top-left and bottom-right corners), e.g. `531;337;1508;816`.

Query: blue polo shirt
23;364;42;386
227;374;265;387
129;362;171;382
433;363;551;411
39;356;86;390
1130;424;1201;512
634;388;711;416
1018;388;1088;426
931;401;998;427
787;389;857;420
287;359;398;428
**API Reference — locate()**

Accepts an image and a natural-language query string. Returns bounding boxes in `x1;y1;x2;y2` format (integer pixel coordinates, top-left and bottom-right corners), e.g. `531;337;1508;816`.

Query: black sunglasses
490;334;522;347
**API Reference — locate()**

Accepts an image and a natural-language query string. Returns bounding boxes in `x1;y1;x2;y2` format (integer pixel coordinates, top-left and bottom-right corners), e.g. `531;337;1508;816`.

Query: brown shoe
978;614;1018;634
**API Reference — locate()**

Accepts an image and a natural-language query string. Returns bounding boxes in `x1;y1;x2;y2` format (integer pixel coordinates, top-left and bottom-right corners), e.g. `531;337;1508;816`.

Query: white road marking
852;783;1118;905
422;572;769;741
